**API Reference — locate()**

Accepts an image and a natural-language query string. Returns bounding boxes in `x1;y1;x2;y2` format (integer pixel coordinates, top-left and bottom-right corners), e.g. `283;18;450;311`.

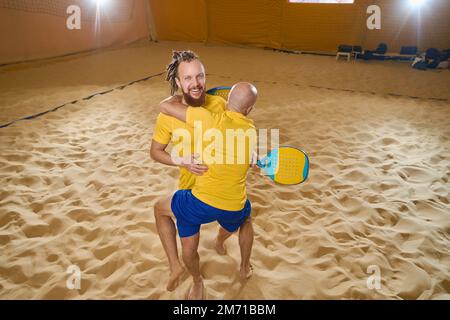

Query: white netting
0;0;135;22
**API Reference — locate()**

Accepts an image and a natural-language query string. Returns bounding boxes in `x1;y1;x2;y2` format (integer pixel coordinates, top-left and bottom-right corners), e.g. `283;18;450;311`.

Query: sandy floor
0;40;449;299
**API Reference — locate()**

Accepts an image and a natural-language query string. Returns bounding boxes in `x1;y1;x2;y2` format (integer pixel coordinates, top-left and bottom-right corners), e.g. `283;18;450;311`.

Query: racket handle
257;159;269;168
256;160;263;168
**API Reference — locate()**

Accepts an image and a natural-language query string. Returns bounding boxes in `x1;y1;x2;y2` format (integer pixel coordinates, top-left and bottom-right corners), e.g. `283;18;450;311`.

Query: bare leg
181;233;205;300
154;195;185;291
215;226;234;255
238;217;254;280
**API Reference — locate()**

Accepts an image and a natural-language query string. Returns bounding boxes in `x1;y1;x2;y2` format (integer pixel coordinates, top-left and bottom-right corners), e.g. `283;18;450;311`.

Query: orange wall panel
148;0;207;42
0;0;149;64
149;0;449;53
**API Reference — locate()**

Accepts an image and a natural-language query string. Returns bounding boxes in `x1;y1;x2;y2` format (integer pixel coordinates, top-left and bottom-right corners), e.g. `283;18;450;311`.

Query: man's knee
182;245;198;261
181;234;199;258
154;196;173;218
154;199;163;217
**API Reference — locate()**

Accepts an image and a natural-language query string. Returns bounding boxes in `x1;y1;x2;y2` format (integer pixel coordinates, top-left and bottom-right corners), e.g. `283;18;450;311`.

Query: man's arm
150;140;175;166
150;139;208;175
159;95;188;122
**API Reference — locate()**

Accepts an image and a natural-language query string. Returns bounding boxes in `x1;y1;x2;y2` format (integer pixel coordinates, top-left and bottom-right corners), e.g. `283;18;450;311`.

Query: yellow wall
148;0;207;41
205;0;277;47
280;1;365;52
149;0;450;53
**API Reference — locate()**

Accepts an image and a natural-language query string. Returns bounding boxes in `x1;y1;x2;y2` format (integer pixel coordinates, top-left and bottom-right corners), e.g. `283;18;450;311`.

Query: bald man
157;82;258;299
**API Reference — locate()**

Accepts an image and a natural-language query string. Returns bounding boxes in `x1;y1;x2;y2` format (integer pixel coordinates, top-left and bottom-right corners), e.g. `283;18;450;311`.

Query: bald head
227;82;257;116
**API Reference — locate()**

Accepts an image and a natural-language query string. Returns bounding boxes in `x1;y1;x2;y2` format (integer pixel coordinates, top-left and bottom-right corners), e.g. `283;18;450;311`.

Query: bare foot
215;238;227;255
240;264;253;280
166;264;185;291
186;278;205;300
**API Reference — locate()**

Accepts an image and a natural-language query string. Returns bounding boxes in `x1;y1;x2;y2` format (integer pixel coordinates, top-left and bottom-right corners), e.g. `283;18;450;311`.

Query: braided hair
166;50;199;95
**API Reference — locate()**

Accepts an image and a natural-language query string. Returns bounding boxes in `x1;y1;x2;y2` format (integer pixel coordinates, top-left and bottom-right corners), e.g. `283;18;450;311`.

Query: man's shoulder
156;112;187;129
156;112;169;120
155;112;173;125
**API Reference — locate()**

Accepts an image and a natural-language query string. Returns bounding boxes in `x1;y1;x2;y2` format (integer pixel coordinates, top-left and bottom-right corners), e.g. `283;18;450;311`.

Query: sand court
0;39;449;299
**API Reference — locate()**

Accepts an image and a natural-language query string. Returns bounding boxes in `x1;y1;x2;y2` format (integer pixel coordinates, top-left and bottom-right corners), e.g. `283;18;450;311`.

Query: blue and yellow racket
206;86;232;100
257;147;309;185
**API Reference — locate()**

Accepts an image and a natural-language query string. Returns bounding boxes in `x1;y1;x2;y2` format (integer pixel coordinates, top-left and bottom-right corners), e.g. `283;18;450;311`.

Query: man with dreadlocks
151;51;230;296
155;81;257;300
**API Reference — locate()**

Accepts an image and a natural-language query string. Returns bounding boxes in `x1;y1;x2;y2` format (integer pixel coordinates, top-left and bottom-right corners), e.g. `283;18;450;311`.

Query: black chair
400;46;418;55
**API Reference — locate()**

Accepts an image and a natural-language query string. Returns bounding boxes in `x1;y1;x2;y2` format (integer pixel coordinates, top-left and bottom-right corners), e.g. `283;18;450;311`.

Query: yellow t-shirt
152;94;226;189
186;107;256;211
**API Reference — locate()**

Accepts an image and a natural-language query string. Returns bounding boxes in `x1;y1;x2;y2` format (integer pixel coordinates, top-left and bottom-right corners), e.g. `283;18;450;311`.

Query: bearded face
176;60;206;107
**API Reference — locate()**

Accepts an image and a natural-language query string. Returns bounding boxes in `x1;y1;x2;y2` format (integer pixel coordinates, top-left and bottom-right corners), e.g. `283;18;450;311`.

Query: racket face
258;147;309;185
206;86;231;100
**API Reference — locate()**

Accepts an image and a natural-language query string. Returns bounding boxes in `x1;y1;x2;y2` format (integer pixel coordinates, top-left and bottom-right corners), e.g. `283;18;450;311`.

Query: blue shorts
171;189;251;238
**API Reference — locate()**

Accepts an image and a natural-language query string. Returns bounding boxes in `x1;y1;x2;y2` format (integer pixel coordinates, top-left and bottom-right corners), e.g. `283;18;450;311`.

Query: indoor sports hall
0;0;449;300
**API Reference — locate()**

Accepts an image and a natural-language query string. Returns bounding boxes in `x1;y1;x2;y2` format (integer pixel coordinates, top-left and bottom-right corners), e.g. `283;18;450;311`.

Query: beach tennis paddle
257;146;309;185
206;86;232;100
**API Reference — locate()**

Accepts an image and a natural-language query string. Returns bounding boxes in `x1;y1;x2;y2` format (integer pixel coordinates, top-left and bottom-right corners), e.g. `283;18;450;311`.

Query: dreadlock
165;50;200;95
